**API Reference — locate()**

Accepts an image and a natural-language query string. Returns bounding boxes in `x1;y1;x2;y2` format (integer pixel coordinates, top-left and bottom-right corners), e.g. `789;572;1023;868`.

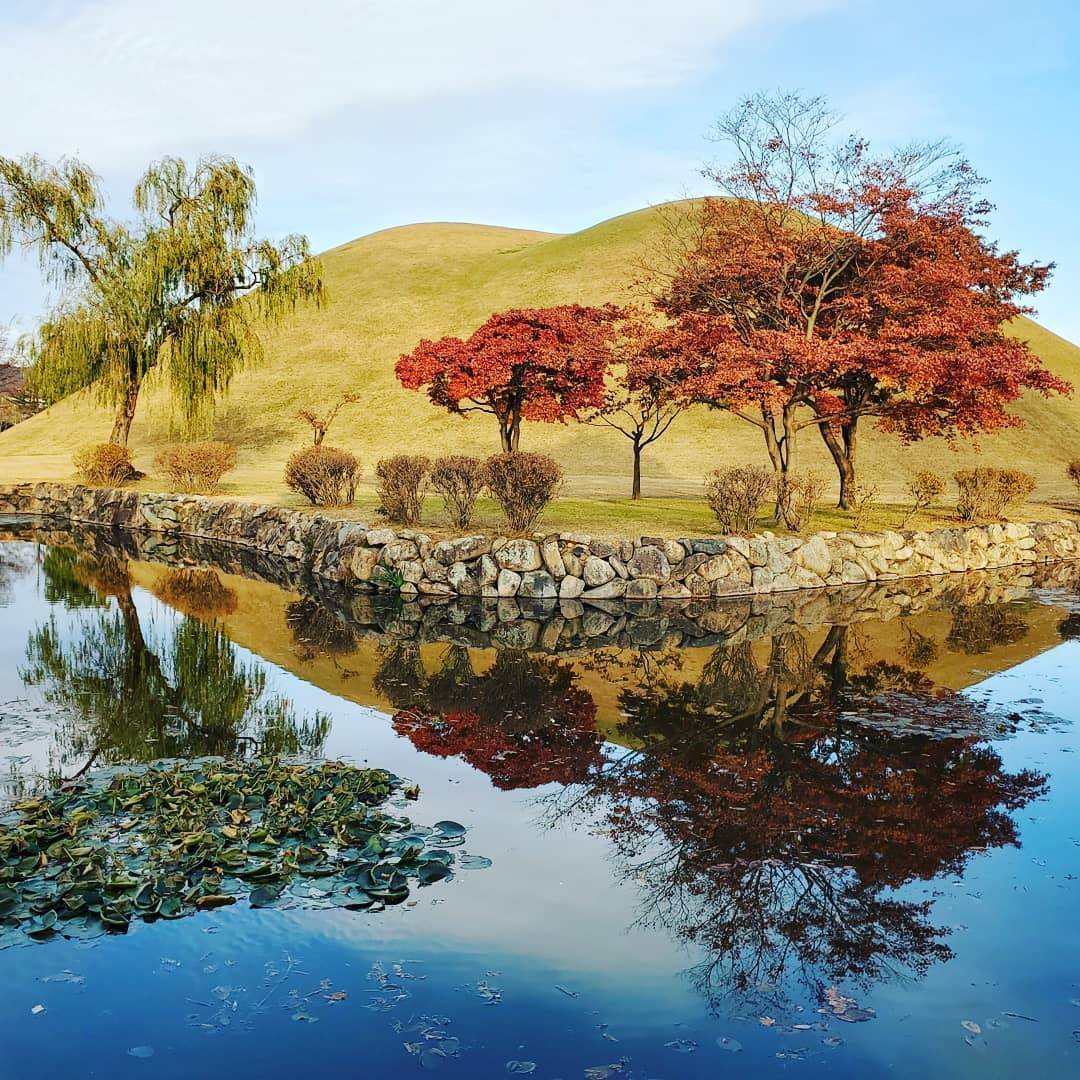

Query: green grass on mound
2;203;1079;512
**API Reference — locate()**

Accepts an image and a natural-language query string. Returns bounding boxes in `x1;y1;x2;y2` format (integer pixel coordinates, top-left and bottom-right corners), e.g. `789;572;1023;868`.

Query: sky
1;0;1078;342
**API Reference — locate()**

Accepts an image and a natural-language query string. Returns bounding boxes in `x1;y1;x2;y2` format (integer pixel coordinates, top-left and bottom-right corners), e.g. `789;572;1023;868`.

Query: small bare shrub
284;445;359;506
847;481;879;531
375;454;431;525
992;469;1036;517
776;472;826;532
955;467;1036;521
430;454;485;528
154;441;237;494
482;452;563;533
901;470;946;528
73;442;135;486
704;465;773;533
1068;459;1080;496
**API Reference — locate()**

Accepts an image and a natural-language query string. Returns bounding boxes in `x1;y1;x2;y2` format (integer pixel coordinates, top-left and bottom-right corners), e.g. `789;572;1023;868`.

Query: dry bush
284;445;359;506
993;469;1036;516
375;454;431;525
704;465;773;533
1068;460;1080;496
955;467;1036;521
901;470;946;528
0;399;22;431
154;441;237;494
72;442;135;486
848;481;880;531
430;454;485;528
776;472;826;532
152;568;238;620
482;452;563;533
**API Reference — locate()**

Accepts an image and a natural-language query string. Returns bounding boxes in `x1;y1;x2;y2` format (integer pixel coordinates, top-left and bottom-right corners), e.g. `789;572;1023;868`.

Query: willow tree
0;155;326;443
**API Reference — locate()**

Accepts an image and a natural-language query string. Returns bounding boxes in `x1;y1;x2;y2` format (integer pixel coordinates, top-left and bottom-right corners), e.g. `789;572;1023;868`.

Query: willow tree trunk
109;376;141;446
819;420;858;509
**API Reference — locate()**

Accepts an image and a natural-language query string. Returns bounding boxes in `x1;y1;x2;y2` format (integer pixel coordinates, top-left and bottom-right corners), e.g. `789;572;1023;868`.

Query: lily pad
0;758;487;944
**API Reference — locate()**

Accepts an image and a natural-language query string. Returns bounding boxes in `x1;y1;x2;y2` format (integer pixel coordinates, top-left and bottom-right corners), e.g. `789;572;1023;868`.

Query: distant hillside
1;203;1078;502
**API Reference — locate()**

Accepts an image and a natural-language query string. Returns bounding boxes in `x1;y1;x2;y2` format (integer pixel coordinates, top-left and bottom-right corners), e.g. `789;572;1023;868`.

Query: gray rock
541;536;566;578
432;534;491;565
447;561;481;596
348;546;380;581
559;574;585;599
581;579;627;600
496;538;542;572
627;545;671;582
478;554;499;587
378;539;419;564
795;535;832;578
518;569;557;599
625;578;659;600
497;568;521;597
583;555;616;587
691;539;726;556
365;527;397;546
663;540;686;564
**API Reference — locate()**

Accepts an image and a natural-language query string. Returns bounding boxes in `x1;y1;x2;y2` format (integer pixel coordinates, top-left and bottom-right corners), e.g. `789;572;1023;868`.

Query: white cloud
0;0;833;163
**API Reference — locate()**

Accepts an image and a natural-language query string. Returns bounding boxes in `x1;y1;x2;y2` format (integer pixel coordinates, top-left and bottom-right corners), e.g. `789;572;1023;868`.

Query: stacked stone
1;482;1078;604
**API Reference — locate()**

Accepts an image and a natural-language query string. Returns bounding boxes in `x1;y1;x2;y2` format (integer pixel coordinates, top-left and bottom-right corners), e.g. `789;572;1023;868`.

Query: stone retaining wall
6;517;1079;657
2;482;1079;603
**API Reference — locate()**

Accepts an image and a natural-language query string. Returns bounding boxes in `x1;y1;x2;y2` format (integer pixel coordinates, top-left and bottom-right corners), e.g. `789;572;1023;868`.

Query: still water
1;526;1079;1078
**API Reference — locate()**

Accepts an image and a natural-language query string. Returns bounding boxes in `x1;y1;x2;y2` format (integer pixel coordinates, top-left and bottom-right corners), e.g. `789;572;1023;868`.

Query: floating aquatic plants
0;758;484;947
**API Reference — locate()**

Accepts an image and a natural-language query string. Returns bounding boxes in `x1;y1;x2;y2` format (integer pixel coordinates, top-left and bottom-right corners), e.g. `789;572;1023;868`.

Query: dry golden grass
3;202;1079;518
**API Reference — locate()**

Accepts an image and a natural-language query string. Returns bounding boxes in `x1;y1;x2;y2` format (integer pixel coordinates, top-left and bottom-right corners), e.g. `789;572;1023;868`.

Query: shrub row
704;465;1041;535
704;466;827;532
72;440;1053;538
284;447;563;534
74;441;237;493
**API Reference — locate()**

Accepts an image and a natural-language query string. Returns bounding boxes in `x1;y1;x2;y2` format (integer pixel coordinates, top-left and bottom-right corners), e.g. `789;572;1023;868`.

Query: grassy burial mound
2;203;1079;503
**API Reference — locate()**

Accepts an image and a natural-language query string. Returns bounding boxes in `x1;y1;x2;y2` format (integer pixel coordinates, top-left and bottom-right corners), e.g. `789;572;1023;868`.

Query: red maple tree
585;308;691;499
395;305;618;451
654;93;1069;507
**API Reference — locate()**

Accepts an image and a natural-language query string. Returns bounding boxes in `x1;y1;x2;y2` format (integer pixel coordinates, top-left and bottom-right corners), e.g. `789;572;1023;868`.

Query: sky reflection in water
0;536;1078;1078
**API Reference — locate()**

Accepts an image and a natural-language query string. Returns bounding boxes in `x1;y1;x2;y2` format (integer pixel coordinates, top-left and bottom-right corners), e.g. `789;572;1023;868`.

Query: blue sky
1;0;1078;341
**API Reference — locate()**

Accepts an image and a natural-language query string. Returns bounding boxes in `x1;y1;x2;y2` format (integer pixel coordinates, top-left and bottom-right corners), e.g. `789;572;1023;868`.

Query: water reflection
1;533;1072;1030
552;629;1046;1009
21;550;329;781
388;645;603;789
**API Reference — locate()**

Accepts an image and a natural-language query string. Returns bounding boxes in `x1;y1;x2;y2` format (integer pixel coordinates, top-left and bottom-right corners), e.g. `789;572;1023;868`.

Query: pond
1;522;1079;1078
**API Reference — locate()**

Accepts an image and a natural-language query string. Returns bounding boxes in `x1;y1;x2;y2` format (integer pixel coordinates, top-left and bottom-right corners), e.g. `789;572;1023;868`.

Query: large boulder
432;535;492;565
627;545;671;582
518;569;558;599
583;555;616;587
496;538;542;572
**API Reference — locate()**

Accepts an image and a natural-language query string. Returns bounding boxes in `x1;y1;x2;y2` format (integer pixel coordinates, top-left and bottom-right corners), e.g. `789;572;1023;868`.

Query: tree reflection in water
560;625;1046;1011
387;644;603;789
391;613;1047;1011
21;551;329;780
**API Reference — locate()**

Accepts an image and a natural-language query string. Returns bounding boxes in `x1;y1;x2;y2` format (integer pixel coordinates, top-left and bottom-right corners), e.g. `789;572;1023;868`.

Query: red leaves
658;117;1069;444
396;305;620;446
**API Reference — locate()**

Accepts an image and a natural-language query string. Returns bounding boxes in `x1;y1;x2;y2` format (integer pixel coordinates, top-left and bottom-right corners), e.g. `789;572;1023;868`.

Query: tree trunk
819;419;858;509
109;376;141;446
631;438;642;500
498;409;521;453
762;404;797;524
